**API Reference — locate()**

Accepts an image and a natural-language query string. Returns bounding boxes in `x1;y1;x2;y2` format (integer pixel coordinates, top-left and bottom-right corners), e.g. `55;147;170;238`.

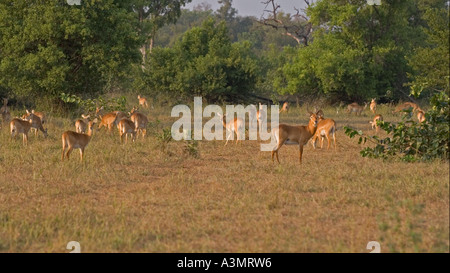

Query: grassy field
0;100;448;253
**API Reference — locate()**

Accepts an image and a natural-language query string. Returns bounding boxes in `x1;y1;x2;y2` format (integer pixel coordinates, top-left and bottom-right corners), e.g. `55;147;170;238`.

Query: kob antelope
98;111;122;133
75;114;90;134
347;102;367;116
23;111;48;138
370;114;384;132
311;114;336;150
1;98;10;124
271;111;319;164
31;110;46;124
118;118;137;144
114;111;128;128
137;95;149;108
417;109;426;123
279;102;289;113
393;102;420;114
370;99;377;114
218;113;244;145
10;118;33;146
62;119;97;162
256;103;264;126
95;106;105;117
130;107;148;139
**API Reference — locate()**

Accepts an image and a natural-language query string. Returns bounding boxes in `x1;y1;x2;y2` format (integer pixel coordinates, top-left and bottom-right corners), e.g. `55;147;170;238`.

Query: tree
407;1;449;97
258;0;313;45
132;0;192;62
0;0;141;108
216;0;237;22
140;18;259;103
275;0;429;103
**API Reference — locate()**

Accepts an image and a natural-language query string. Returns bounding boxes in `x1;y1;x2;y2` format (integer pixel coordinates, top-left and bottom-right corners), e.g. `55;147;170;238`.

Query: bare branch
258;0;313;45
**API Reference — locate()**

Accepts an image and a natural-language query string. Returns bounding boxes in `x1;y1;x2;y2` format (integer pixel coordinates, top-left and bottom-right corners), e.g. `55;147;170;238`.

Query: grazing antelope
129;107;148;139
370;114;384;132
22;111;48;138
279;102;289;113
62;119;97;162
75;114;90;134
311;115;336;150
137;95;149;108
393;102;420;114
10;118;33;146
118;118;137;144
370;99;377;114
417;109;426;123
271;111;319;164
347;102;367;116
217;113;244;145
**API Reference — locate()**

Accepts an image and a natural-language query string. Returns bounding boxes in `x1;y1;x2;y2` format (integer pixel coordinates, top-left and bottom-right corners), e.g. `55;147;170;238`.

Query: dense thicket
137;19;259;103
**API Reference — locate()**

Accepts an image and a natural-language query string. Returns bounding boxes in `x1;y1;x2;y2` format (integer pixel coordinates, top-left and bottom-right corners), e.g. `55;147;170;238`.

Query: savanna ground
0;97;448;253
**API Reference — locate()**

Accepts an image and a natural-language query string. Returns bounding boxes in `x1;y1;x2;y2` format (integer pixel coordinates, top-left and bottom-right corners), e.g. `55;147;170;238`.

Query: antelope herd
0;96;428;164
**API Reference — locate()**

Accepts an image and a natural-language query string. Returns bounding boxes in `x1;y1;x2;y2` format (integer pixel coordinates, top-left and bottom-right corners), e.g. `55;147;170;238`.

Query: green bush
344;92;449;162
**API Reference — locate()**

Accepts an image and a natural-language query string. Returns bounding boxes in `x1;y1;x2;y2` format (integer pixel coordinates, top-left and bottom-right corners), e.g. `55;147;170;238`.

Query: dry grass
0;102;448;253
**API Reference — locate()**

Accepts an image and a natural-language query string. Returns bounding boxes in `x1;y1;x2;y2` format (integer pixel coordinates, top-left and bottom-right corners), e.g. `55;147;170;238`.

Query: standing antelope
370;99;377;114
129;107;148;139
393;102;420;114
370;114;384;132
75;114;90;134
279;102;289;113
1;98;11;124
62;119;97;162
347;103;367;116
22;111;48;138
98;112;119;133
417;109;426;123
118;118;137;144
10;118;33;146
271;111;319;164
137;95;149;108
113;111;128;128
311;114;336;150
217;113;244;145
256;103;264;126
95;106;105;117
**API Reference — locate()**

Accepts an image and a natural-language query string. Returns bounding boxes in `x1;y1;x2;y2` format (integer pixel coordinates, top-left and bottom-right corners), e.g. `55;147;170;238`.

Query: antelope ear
26;109;30;114
32;110;35;113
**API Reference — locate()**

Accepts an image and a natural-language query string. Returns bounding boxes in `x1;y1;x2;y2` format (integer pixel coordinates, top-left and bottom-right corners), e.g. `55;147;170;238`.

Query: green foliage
275;0;430;102
141;18;259;103
60;93;127;115
407;2;449;97
156;128;173;153
0;0;142;103
184;139;199;158
344;92;449;162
